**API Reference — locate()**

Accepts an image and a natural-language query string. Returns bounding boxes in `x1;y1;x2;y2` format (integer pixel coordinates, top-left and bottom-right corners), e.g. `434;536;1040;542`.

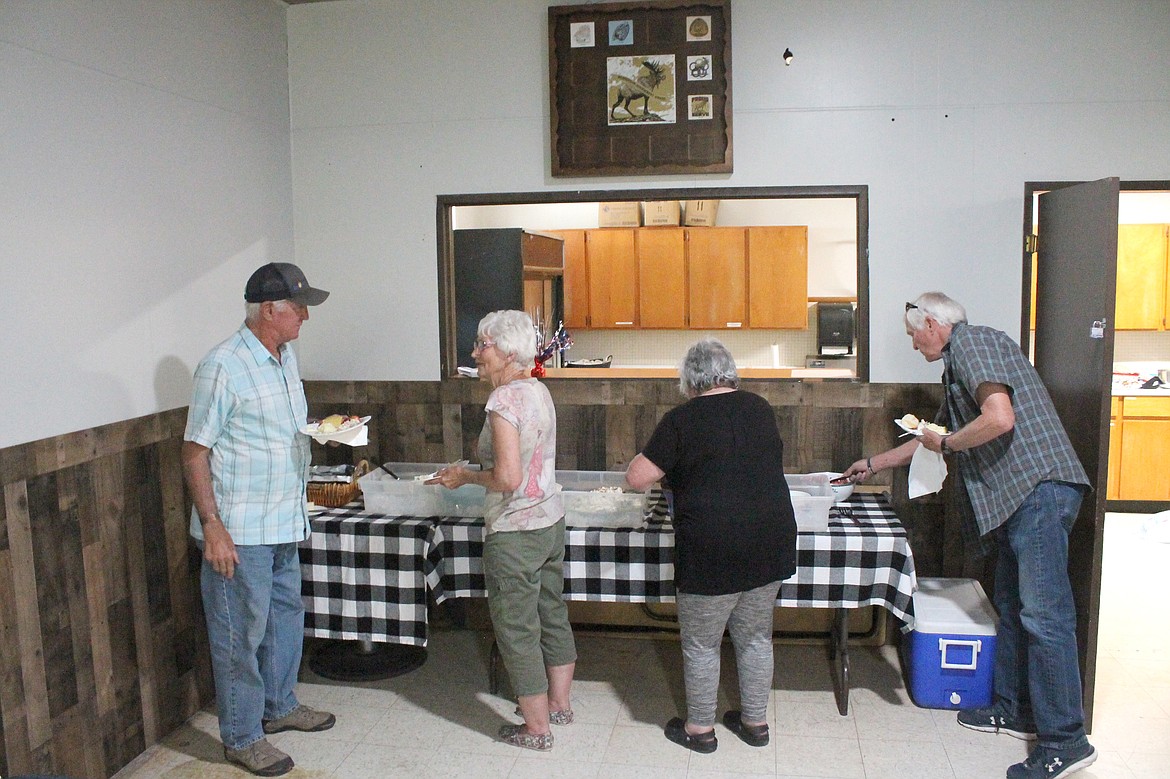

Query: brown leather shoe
224;738;294;777
262;704;336;734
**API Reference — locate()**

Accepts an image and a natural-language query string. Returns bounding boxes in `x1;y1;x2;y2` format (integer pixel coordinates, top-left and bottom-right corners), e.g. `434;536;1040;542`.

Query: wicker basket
307;460;369;508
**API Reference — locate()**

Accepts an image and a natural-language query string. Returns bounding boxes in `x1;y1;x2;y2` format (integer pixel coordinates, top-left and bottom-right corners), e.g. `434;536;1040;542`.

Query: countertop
540;367;855;379
1113;388;1170;397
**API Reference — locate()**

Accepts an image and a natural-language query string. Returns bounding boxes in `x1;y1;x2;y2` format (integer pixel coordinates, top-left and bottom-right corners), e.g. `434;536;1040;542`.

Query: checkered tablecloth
299;493;916;647
300;512;443;647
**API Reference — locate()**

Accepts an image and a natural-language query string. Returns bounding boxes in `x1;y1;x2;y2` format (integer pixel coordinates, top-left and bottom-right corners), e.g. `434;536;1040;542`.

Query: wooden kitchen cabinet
558;224;810;331
584;229;638;328
1115;224;1170;330
548;229;588;329
687;227;747;329
637;228;686;328
1117;396;1170;500
747;226;809;329
1108;397;1121;500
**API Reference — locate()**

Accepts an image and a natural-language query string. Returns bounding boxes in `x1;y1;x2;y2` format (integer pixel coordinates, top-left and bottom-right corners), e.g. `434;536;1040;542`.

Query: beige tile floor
116;513;1169;778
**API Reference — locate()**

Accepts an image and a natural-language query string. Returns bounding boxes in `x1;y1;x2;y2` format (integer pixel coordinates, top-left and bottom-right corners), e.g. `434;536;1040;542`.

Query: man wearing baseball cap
182;262;333;776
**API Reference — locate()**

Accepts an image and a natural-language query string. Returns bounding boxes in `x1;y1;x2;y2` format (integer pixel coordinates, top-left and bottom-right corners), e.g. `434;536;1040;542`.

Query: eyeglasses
905;302;919;312
472;338;496;352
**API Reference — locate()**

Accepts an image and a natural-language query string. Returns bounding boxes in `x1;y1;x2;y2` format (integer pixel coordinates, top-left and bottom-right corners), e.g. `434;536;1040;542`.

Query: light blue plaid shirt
186;324;311;545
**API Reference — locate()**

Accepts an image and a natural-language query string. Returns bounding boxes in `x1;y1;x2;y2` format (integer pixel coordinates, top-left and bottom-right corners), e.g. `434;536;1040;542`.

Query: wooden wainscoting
0;407;210;778
0;378;970;777
304;378;970;581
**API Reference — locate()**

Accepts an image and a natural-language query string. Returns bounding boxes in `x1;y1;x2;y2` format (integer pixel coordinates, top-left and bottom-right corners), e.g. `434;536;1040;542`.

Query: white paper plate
894;418;950;436
300;415;371;439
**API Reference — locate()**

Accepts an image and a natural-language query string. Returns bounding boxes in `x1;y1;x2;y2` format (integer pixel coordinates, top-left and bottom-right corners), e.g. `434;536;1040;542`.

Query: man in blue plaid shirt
183;263;334;777
844;292;1095;779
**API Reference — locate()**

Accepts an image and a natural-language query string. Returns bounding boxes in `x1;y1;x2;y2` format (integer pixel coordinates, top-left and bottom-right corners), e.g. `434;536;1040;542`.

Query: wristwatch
940;437;951;455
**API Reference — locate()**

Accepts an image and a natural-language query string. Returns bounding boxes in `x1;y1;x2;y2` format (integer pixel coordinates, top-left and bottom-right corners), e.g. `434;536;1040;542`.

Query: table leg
829;608;851;715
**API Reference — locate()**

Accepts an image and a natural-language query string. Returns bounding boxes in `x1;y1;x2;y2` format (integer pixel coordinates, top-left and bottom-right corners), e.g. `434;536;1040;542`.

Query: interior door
1033;176;1119;730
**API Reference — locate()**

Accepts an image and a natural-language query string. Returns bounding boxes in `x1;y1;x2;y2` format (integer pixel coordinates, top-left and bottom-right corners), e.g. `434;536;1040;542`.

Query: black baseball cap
244;262;329;306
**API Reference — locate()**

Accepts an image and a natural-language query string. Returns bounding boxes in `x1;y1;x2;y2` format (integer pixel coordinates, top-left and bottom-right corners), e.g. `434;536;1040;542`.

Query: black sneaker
956;706;1037;740
1007;742;1097;778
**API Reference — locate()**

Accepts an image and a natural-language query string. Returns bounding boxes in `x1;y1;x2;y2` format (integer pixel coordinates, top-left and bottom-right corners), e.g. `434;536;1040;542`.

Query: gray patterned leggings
675;580;781;727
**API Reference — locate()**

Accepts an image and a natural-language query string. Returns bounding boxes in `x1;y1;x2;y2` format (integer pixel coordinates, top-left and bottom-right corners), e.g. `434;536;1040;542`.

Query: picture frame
548;0;732;177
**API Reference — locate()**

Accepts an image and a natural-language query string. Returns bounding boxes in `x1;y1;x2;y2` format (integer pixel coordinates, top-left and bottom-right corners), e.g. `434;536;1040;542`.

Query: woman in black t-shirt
626;338;797;754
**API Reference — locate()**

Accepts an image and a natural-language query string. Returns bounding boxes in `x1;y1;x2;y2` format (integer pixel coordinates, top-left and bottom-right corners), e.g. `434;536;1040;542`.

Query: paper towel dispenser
816;303;854;355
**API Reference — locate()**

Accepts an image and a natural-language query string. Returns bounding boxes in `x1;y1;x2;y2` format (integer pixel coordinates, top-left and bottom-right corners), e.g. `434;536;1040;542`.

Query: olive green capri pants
484;519;577;697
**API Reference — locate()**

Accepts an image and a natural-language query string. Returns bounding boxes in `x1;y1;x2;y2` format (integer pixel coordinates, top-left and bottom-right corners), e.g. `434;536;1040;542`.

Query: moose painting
606;55;676;125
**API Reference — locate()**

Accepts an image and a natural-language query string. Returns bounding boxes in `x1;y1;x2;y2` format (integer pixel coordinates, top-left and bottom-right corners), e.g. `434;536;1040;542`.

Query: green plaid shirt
936;323;1090;554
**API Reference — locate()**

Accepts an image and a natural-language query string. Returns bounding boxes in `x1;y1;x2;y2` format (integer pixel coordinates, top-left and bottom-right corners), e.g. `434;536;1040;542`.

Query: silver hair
478;310;538;367
678;338;740;398
245;299;292;323
905;291;968;331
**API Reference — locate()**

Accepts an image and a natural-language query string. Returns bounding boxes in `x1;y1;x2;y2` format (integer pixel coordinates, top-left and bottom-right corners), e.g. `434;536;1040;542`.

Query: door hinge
1024;234;1038;253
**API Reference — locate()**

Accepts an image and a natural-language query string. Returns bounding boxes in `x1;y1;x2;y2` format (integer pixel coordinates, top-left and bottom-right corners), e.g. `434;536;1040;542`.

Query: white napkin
908;444;947;498
310;423;368;447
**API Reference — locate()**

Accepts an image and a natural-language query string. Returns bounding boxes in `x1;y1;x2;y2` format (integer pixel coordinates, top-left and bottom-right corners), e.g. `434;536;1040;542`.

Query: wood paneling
0;380;954;777
0;407;209;779
307;378;958;580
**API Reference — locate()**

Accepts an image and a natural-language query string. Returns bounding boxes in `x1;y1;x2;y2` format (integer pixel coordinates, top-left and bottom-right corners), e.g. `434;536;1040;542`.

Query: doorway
1023;180;1170;730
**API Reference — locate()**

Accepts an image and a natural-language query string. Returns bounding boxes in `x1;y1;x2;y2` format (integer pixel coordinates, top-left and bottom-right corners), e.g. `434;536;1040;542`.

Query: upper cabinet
584;229;638;328
1116;224;1170;330
548;230;588;329
555;225;810;330
748;226;809;329
687;227;747;329
637;228;687;328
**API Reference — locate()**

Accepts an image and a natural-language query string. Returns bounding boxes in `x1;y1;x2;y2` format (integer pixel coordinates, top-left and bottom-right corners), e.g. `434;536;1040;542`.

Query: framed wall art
548;0;732;177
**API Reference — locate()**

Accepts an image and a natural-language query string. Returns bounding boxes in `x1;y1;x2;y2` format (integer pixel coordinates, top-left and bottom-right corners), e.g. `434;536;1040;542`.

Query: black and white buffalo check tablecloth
300;493;917;647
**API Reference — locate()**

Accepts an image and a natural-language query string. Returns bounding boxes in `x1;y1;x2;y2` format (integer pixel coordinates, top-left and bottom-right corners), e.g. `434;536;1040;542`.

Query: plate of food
895;413;949;437
300;414;370;438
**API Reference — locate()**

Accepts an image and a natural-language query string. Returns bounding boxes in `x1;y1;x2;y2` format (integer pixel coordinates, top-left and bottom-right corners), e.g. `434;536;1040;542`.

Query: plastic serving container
359;463;485;517
784;473;836;532
556;470;648;529
906;578;998;710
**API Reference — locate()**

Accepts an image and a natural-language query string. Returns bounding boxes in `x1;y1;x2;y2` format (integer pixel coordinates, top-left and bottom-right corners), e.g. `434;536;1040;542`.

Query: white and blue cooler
906;578;998;710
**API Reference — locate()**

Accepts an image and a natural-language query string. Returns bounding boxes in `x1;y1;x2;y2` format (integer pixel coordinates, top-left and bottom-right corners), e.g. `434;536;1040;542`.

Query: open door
1033;177;1119;730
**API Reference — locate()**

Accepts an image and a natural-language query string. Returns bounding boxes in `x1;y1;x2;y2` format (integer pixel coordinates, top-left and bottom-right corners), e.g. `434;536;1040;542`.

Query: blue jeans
991;481;1088;750
200;541;305;750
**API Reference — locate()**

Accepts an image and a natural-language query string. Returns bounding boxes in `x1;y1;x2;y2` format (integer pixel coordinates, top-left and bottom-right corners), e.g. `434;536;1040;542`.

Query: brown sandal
498;723;553;751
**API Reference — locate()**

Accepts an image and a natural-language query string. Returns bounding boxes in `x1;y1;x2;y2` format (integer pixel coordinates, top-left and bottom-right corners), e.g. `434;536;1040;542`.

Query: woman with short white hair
429;310;576;752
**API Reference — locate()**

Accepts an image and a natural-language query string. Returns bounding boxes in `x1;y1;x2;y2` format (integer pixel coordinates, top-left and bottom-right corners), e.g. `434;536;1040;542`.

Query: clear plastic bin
556;469;647;528
784;473;835;532
359;463;485;517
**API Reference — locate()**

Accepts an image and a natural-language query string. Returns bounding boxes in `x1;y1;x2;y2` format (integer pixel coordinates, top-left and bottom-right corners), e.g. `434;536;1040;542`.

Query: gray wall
287;0;1170;382
0;0;293;448
3;0;1170;448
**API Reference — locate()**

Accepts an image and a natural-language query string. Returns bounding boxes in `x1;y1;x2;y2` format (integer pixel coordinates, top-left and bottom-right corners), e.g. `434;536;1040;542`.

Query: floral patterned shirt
478;378;563;533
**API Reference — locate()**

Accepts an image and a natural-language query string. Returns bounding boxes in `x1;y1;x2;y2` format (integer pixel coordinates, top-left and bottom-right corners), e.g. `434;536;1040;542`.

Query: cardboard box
642;200;681;226
683;199;720;226
907;578;998;710
598;201;641;228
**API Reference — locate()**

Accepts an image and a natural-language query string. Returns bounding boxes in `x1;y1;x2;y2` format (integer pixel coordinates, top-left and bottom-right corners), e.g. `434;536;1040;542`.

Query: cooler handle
938;638;982;670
